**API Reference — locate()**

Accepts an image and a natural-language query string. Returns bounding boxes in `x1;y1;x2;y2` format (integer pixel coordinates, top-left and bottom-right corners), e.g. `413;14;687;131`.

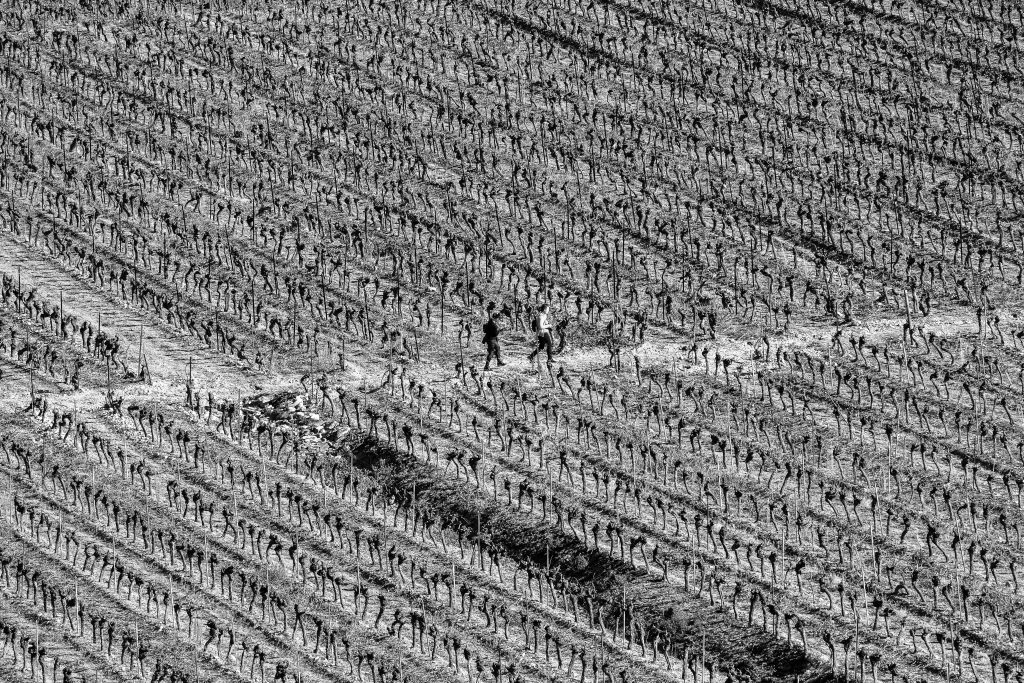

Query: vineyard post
700;630;706;683
16;265;21;312
853;591;859;677
457;319;465;368
138;325;143;377
946;615;952;683
621;583;626;646
362;286;369;341
226;118;233;213
320;253;327;348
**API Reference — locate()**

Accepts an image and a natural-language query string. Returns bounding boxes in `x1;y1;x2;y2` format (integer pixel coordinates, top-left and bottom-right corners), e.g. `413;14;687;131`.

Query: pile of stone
243;391;350;443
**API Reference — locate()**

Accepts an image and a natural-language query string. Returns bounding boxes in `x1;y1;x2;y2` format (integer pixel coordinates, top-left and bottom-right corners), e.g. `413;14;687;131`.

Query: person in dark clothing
483;312;505;370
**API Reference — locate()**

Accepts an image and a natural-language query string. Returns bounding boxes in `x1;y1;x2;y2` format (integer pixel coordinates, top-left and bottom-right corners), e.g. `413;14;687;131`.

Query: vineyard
1;0;1024;682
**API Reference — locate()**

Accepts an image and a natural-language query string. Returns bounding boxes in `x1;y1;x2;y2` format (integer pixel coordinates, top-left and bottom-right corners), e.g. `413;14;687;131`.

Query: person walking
482;312;505;370
527;304;554;365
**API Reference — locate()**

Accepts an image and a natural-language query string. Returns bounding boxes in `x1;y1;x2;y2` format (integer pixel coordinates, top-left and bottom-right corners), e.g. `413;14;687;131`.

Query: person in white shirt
527;303;554;363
